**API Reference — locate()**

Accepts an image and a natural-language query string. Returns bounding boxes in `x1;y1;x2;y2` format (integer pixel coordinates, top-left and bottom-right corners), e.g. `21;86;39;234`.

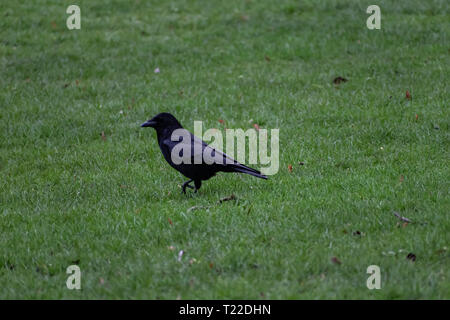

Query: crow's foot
182;179;194;194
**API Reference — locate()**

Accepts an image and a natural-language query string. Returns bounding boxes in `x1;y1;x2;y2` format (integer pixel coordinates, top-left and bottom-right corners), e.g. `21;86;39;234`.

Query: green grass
0;0;449;299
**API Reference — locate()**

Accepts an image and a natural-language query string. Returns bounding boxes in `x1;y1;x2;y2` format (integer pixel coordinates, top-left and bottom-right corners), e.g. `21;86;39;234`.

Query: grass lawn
0;0;449;299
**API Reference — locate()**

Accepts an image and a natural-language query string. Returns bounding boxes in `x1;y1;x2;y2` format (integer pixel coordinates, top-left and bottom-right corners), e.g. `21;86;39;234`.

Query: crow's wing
162;129;267;179
162;129;236;165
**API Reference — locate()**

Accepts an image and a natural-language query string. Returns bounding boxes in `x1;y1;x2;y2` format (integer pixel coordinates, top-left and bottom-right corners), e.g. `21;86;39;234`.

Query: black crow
141;113;267;193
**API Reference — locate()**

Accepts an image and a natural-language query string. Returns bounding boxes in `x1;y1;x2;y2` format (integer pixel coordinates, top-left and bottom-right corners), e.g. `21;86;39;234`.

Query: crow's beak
141;120;156;128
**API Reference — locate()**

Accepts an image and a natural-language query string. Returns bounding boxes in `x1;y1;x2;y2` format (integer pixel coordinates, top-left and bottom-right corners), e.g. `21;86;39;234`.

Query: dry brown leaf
406;90;411;100
331;257;342;265
333;77;348;85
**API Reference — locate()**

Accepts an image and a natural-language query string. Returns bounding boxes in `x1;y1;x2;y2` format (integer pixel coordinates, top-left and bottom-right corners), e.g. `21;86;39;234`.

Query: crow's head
141;112;182;130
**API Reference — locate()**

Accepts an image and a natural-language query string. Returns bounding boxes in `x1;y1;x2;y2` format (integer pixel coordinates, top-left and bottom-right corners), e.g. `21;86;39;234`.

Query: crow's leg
182;179;194;194
194;180;202;193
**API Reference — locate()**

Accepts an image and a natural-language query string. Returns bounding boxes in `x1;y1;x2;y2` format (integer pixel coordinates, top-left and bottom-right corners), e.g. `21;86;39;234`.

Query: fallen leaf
333;76;348;84
209;262;214;269
406;253;416;262
415;114;418;121
402;222;409;228
406;90;411;100
288;164;293;172
168;218;173;225
240;15;249;21
101;131;106;141
331;257;342;265
399;175;404;183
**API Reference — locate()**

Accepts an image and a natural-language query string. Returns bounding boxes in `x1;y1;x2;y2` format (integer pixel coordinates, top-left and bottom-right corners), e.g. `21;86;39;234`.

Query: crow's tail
228;163;268;179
